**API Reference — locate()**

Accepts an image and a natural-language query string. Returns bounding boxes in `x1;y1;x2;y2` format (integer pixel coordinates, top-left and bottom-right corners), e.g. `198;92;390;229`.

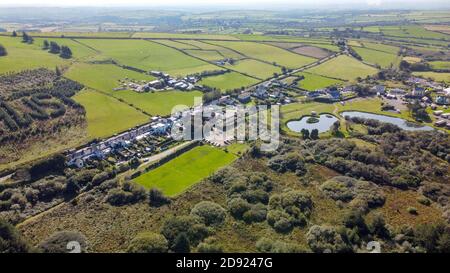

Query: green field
306;55;378;81
358;41;400;54
0;36;67;74
178;40;245;59
131;32;239;40
155;39;198;50
74;90;149;139
113;90;202;116
208;41;317;68
352;47;400;68
184;49;225;61
429;61;450;70
225;59;282;79
64;63;155;94
412;71;450;82
76;39;220;76
199;72;259;91
134;145;237;196
295;72;344;91
379;25;450;41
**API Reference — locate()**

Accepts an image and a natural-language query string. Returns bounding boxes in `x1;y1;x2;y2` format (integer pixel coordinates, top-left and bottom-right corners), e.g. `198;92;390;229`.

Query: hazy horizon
1;0;450;10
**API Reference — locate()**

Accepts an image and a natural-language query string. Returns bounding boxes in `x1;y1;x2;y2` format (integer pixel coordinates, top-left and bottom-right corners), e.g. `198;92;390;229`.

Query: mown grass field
64;63;155;94
0;36;67;74
76;39;221;76
225;59;282;79
199;72;259;91
306;55;378;81
413;71;450;82
352;46;400;68
208;41;317;68
113;90;202;116
74;90;149;139
429;61;450;70
295;72;344;91
134;145;237;196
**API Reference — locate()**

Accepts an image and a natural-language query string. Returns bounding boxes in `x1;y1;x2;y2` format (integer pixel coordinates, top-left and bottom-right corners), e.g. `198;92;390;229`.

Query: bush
161;216;209;249
127;232;168;253
320;176;385;211
228;197;251;219
172;233;191;253
38;231;87;253
0;219;33;253
242;203;267;223
306;225;349;253
190;201;226;227
105;181;146;206
256;237;307;253
407;207;418;215
148;188;171;207
267;190;313;232
197;237;224;253
268;152;306;175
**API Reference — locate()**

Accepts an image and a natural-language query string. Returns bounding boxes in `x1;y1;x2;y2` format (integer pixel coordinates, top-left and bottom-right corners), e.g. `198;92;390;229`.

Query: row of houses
67;116;176;168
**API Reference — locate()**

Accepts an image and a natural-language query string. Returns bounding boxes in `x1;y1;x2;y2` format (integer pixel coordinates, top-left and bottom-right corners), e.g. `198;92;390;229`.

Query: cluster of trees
211;168;273;224
0;44;7;56
345;116;401;135
129;200;228;253
300;128;319;140
268;151;307;176
407;100;431;122
267;190;313;233
202;89;221;103
319;176;386;212
42;40;72;59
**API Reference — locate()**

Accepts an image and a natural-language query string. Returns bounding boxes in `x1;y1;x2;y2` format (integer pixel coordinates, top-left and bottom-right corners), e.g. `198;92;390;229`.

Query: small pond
341;111;434;131
287;114;339;133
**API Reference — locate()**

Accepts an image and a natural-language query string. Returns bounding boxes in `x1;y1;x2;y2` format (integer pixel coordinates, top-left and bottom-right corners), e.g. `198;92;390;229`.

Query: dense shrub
127;232;168;253
105;181;146;206
306;225;349;253
256;237;307;253
29;154;65;180
38;231;87;253
268;152;307;176
190;201;226;227
319;176;385;211
148;188;171;207
0;219;33;253
267;190;313;233
197;237;224;253
161;216;209;249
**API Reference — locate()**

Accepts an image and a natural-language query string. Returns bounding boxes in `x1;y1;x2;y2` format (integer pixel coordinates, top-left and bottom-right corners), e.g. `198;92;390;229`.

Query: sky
0;0;449;8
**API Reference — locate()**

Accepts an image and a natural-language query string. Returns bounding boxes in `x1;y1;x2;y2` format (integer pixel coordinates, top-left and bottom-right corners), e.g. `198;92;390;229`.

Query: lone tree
49;41;61;54
301;129;310;140
60;45;72;59
0;44;7;56
42;40;49;50
12;30;17;37
310;129;319;140
22;32;33;43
